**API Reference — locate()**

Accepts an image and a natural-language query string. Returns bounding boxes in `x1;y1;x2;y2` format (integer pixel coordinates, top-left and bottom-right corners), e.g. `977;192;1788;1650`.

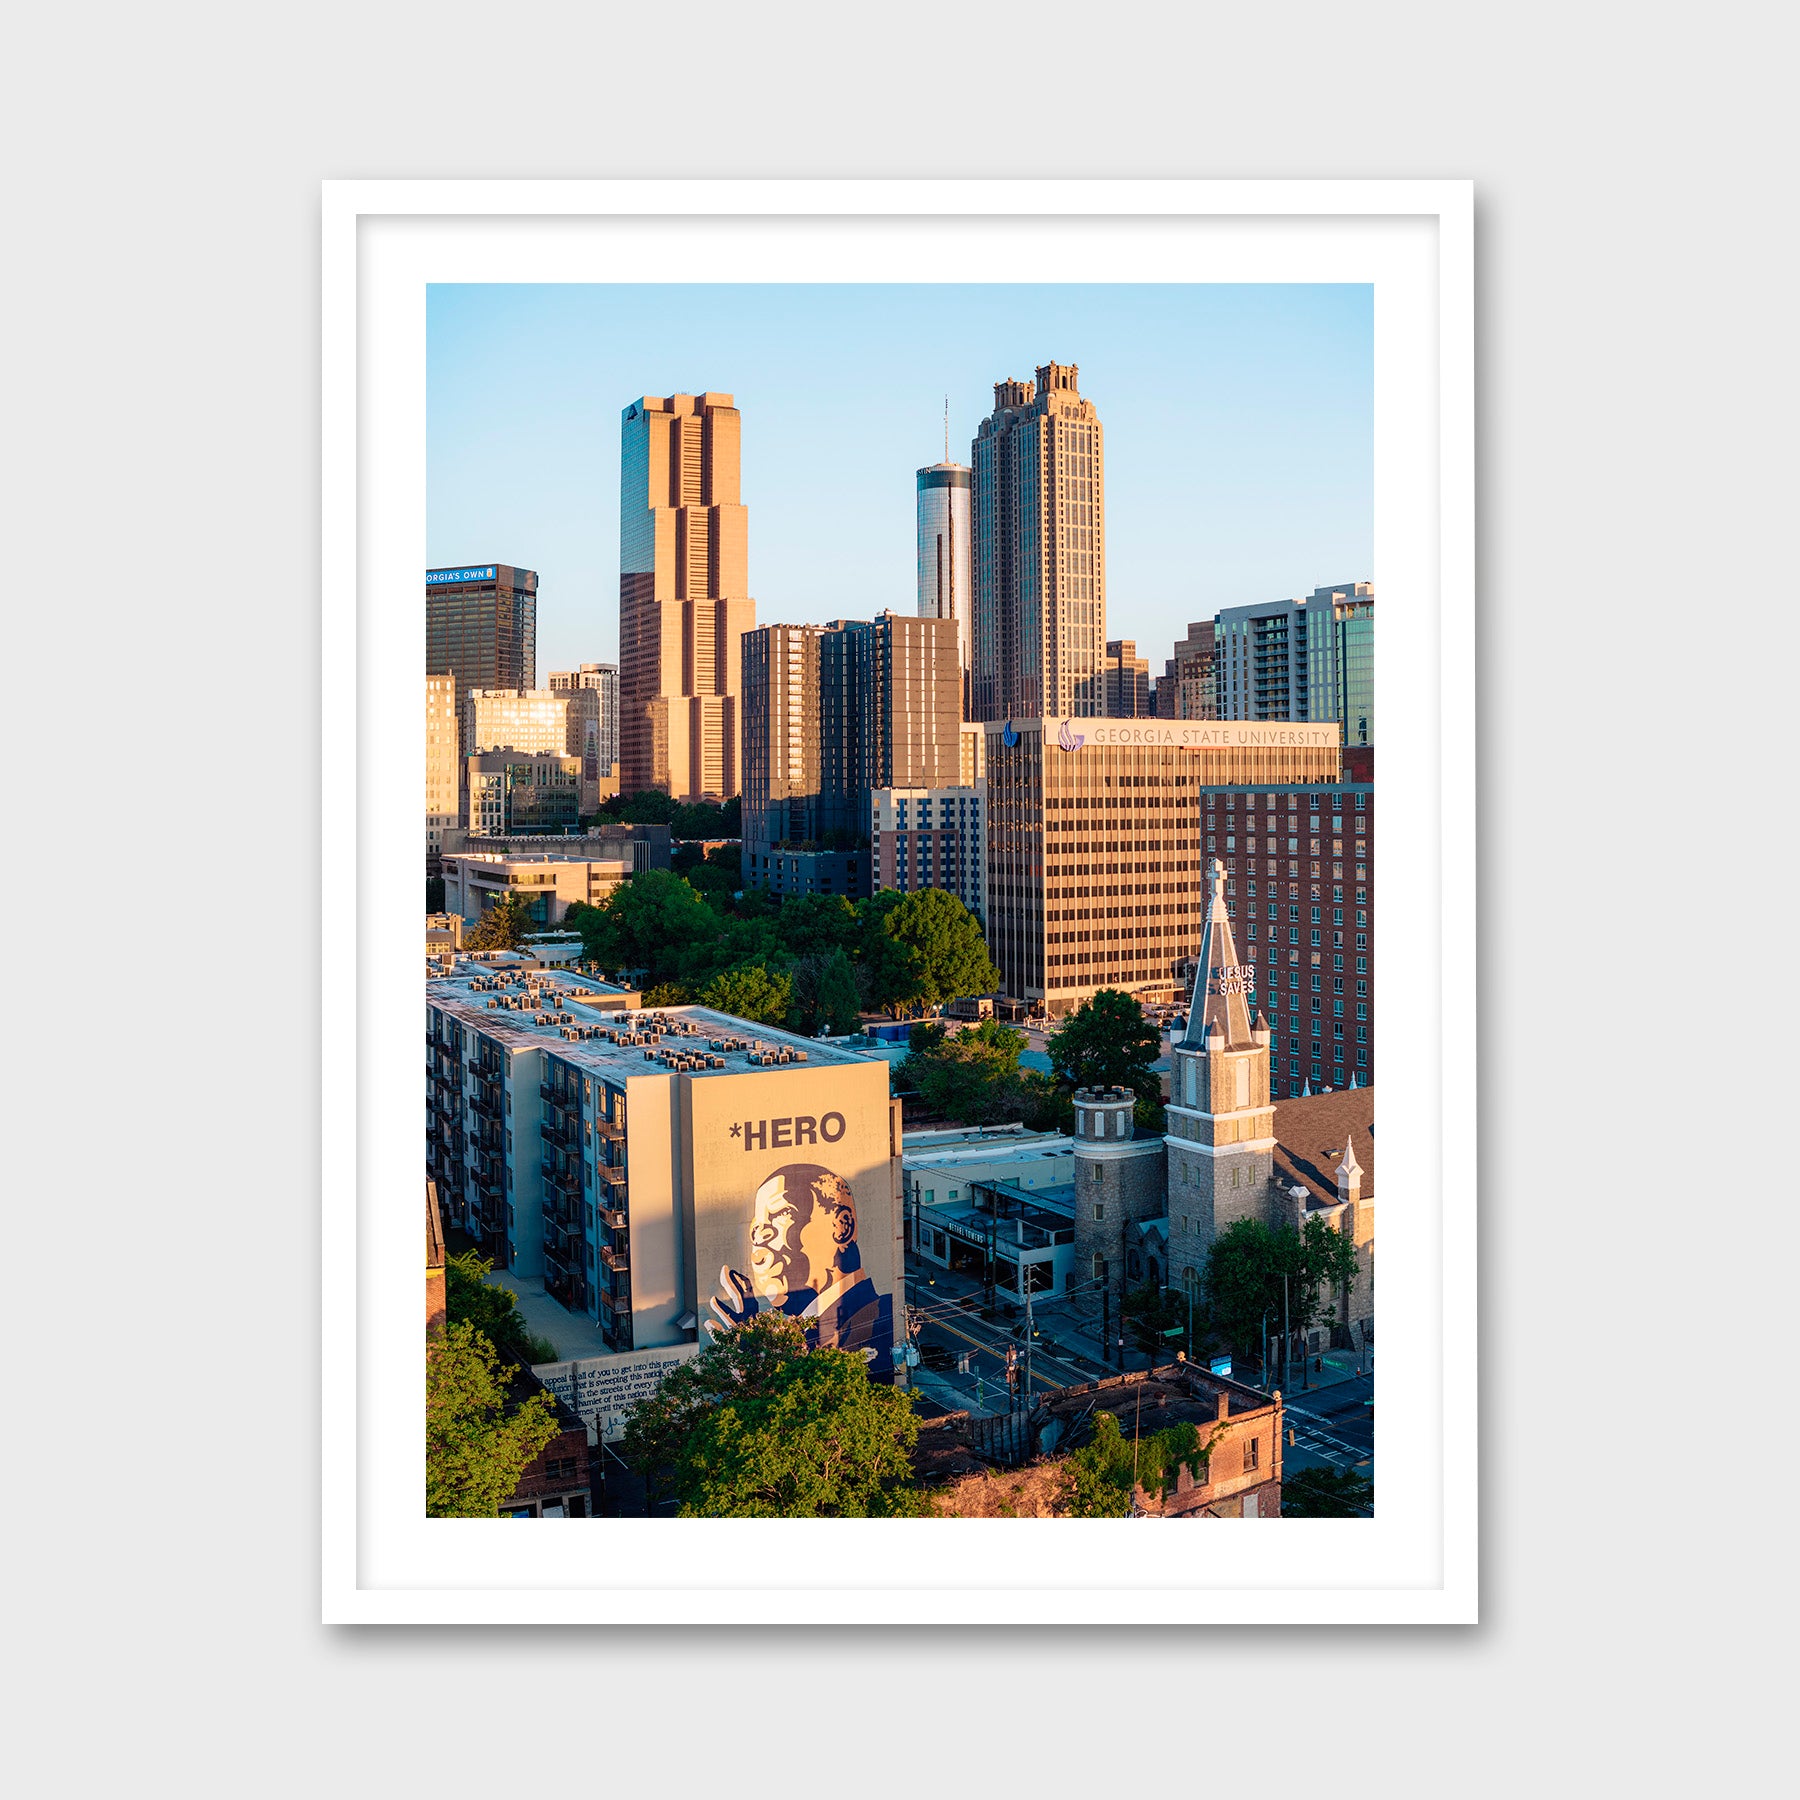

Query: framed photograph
323;179;1474;1623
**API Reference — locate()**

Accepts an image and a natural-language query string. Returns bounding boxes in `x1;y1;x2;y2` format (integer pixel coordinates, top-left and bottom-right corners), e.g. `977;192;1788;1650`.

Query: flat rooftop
427;959;884;1083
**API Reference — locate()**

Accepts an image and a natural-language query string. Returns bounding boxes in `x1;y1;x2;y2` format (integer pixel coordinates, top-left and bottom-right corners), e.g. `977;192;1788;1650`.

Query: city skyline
428;283;1372;682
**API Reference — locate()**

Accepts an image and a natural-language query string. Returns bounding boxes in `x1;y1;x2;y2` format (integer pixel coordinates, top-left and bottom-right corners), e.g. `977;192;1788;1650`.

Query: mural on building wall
707;1161;895;1371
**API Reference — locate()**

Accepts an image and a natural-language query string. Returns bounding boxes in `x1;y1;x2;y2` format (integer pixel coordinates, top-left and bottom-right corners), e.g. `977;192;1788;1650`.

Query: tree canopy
561;862;999;1037
463;890;535;953
426;1320;562;1517
1047;988;1164;1103
592;788;742;840
1204;1216;1361;1368
1059;1410;1223;1516
699;960;793;1026
875;887;1000;1013
617;1313;923;1517
445;1249;558;1365
899;1018;1063;1128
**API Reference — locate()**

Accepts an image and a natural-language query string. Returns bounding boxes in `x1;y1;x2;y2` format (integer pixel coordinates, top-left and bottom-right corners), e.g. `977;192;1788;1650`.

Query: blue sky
427;284;1372;682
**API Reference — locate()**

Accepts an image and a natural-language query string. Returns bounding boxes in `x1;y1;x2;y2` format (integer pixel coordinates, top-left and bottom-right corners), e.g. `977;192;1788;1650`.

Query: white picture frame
322;179;1475;1624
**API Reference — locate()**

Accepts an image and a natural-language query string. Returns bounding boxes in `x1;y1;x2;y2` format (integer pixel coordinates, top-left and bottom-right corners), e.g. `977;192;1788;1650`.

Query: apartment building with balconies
427;965;905;1371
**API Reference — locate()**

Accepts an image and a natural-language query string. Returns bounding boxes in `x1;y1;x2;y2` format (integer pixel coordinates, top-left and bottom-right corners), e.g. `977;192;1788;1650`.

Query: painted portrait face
747;1165;859;1304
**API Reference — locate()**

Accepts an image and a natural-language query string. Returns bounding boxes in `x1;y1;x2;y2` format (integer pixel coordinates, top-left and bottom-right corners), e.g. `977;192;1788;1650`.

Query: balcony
540;1158;582;1194
600;1243;629;1274
596;1163;627;1190
598;1206;627;1232
539;1083;579;1111
592;1119;623;1142
468;1091;503;1122
538;1113;580;1149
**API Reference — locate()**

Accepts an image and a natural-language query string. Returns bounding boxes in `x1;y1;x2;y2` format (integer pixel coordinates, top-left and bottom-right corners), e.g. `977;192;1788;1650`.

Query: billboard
683;1064;899;1377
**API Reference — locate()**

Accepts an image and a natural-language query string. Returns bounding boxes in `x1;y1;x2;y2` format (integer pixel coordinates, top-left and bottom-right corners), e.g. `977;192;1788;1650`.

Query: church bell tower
1166;859;1276;1281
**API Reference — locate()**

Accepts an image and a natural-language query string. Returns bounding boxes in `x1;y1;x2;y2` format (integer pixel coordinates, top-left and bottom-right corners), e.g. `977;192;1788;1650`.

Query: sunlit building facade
1215;582;1374;746
427;673;462;866
916;462;971;711
981;717;1343;1016
426;563;537;701
550;663;620;811
970;364;1107;722
618;392;754;800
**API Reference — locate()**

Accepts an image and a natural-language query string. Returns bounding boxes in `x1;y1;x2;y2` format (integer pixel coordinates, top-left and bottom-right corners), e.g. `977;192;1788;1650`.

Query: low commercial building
442;850;632;928
466;751;582;837
463;686;571;758
457;823;671;873
499;1373;594;1519
426;968;906;1383
919;1365;1284;1518
870;785;987;919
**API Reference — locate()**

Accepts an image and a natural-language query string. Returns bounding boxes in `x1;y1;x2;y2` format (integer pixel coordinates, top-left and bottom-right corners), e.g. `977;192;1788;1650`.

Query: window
1245;1436;1260;1471
1094;1202;1105;1220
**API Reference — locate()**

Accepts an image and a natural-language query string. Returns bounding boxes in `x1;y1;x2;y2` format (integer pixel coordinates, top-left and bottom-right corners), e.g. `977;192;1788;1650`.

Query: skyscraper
741;623;824;878
1154;619;1219;720
916;460;971;713
426;564;537;700
618;392;754;800
741;612;961;899
1215;581;1374;744
1103;639;1152;717
970;363;1106;722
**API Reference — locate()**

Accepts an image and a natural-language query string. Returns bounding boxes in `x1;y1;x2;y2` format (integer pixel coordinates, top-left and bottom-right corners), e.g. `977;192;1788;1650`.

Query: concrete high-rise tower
970;362;1106;722
916;459;971;714
618;393;755;799
1164;858;1277;1264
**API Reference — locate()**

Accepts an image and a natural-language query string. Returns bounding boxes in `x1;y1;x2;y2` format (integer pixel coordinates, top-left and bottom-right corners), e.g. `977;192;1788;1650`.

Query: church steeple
1183;858;1257;1051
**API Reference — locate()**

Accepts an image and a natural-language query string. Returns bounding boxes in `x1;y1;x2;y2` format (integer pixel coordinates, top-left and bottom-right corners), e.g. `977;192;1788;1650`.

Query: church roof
1181;857;1258;1052
1271;1086;1375;1203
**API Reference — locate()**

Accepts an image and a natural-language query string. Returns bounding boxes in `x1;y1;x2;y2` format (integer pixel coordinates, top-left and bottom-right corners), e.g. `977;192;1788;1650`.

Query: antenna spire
944;394;949;464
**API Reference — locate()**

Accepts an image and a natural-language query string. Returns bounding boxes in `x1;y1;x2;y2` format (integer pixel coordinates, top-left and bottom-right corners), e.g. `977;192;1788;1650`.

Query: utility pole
1025;1278;1034;1402
1281;1269;1292;1392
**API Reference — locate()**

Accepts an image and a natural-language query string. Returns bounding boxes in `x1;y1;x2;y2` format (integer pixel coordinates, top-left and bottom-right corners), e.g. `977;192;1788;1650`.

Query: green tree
1046;988;1164;1105
679;911;784;989
618;1313;923;1517
445;1249;559;1365
425;875;445;913
571;869;713;983
900;1019;1034;1126
1281;1465;1374;1517
426;1320;561;1517
1204;1216;1360;1376
816;948;862;1035
699;960;794;1025
877;888;1001;1012
1059;1410;1223;1516
463;890;535;953
642;980;696;1006
856;890;926;1016
776;892;864;960
596;788;680;825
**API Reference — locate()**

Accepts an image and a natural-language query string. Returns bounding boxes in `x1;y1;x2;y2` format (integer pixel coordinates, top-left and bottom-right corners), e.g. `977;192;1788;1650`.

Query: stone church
1069;860;1374;1361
